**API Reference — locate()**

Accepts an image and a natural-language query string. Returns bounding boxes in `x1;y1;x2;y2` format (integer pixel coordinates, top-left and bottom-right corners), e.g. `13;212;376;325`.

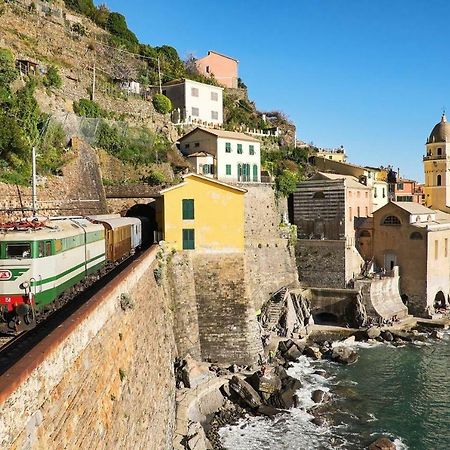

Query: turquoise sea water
220;334;450;450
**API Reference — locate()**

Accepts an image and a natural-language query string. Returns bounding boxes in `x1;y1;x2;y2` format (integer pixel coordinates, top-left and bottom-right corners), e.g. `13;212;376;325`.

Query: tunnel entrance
434;291;446;309
313;312;339;325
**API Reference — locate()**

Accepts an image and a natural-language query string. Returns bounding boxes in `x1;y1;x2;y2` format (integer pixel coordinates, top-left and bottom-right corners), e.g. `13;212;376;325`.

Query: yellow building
155;173;246;252
423;113;450;212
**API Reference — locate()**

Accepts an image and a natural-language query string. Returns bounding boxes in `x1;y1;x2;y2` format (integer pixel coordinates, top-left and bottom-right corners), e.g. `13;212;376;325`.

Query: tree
43;66;62;88
0;48;18;88
106;12;138;45
152;94;172;114
276;170;299;197
73;98;104;118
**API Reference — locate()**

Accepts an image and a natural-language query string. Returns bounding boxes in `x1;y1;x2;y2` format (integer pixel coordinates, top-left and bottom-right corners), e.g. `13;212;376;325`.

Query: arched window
360;230;371;237
410;232;423;240
252;164;258;182
437;175;442;186
437;148;442;156
382;215;401;225
313;191;325;199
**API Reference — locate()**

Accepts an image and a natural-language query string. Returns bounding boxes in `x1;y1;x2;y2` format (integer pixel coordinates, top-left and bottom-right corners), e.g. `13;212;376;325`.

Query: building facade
423;113;450;211
155;174;245;252
370;202;450;316
195;51;239;89
162;79;224;125
394;178;424;203
179;127;261;183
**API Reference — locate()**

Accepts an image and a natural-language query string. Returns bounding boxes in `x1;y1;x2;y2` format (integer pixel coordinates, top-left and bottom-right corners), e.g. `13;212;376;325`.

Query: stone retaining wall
0;247;177;450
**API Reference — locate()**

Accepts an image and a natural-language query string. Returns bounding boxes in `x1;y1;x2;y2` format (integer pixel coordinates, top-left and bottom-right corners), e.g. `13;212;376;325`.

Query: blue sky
98;0;450;181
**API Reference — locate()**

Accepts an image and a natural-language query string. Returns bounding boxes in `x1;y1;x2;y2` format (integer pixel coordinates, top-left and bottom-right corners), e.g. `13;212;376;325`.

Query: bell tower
423;113;450;211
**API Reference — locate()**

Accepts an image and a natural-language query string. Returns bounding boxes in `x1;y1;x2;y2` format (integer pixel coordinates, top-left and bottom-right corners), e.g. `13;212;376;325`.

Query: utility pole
157;57;162;94
31;146;37;216
91;60;96;101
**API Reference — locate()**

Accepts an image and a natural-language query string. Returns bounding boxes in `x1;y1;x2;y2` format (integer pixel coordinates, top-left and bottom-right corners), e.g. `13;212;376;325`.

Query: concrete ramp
355;267;409;320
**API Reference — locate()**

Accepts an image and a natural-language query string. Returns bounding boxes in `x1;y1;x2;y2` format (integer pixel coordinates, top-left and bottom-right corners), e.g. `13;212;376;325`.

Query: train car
90;217;142;262
0;218;106;331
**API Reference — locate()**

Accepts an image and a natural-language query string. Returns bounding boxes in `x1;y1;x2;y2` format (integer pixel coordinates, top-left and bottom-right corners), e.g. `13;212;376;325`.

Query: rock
257;404;285;417
331;346;358;365
380;330;394;342
220;383;232;398
431;330;444;339
274;364;289;381
246;369;282;394
229;376;262;409
368;436;397;450
268;376;302;409
313;369;327;377
277;339;294;354
181;355;214;389
391;330;413;342
311;416;328;427
367;327;381;339
311;389;329;404
353;330;368;341
304;346;322;360
284;344;303;362
228;364;239;373
331;336;356;348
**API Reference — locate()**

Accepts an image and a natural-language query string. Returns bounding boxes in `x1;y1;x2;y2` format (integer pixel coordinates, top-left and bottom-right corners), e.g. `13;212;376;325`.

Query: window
382;215;401;225
410;232;423;240
182;229;195;250
185;144;190;149
349;207;352;218
225;142;231;153
435;240;438;260
357;206;361;217
182;199;194;220
383;188;386;198
226;164;231;175
45;241;51;256
237;163;242;181
194;142;200;148
253;164;258;182
438;147;442;156
365;192;369;199
357;191;360;198
237;144;243;154
365;207;368;216
397;183;404;190
6;243;31;259
211;91;218;101
191;107;199;117
437;175;442;186
202;164;214;175
211;111;218;120
374;188;377;198
206;66;210;74
191;87;199;97
249;145;255;155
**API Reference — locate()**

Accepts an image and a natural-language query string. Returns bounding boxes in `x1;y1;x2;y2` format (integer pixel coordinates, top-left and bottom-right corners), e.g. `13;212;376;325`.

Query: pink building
196;51;239;89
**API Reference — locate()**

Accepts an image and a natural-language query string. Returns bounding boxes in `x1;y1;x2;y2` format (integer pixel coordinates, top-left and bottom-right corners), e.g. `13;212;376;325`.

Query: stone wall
0;247;177;450
296;240;346;288
192;253;263;365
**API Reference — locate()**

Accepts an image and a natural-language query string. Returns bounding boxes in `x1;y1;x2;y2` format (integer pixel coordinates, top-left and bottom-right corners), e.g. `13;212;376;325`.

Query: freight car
0;215;149;332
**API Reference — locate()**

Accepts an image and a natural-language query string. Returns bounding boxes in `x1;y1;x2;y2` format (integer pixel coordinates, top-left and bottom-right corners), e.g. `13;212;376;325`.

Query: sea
220;332;450;450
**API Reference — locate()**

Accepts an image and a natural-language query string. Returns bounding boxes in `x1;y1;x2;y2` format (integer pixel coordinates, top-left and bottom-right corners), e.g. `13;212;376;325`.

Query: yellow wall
161;175;245;252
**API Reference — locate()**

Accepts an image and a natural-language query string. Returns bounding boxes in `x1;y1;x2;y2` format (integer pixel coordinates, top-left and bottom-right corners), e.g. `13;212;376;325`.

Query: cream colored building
423;113;450;212
371;201;450;316
179;127;261;182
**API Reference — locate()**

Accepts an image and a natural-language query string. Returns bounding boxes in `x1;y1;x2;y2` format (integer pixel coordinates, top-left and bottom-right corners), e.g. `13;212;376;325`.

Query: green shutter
253;164;258;181
237;144;243;154
182;229;195;250
226;142;231;152
226;164;231;175
249;145;254;155
182;199;194;220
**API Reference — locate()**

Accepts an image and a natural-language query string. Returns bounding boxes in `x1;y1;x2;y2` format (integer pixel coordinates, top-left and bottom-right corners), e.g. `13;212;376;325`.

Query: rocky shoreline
175;322;449;450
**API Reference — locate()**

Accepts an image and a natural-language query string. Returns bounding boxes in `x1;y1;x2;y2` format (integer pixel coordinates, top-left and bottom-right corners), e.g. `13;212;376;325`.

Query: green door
182;229;195;250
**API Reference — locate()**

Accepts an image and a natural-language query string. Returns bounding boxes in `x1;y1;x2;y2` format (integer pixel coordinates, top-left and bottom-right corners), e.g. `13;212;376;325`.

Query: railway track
0;248;145;376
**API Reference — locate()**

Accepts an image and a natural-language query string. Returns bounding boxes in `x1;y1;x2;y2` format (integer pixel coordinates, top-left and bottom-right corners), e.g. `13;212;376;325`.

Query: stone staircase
261;287;288;332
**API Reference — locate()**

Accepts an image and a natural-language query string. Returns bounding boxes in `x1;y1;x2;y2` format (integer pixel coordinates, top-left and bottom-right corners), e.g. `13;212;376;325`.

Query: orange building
196;51;239;89
395;178;424;204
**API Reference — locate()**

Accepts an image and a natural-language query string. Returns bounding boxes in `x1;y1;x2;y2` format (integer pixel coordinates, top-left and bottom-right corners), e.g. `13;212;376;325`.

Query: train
0;214;155;332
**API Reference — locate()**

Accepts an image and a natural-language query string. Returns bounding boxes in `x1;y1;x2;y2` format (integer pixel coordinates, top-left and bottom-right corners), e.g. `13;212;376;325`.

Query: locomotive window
38;242;45;257
45;241;52;256
6;243;31;259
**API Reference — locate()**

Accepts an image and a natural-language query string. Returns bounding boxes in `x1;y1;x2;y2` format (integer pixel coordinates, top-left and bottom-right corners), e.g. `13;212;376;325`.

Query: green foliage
276;170;299;197
38;120;67;174
96;121;125;153
43;66;62;88
63;0;95;17
106;12;138;45
223;93;259;130
152;93;172;114
142;169;167;185
73;98;105;118
0;48;18;89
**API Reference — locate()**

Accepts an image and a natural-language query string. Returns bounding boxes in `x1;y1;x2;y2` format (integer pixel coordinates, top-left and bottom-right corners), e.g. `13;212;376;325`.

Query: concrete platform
416;317;450;329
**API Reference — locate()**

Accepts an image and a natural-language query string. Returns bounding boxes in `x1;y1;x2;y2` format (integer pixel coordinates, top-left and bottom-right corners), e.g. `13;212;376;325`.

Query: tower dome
428;113;450;143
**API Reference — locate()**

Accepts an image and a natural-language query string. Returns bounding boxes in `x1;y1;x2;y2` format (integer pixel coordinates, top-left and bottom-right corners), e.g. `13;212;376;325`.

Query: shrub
0;48;18;88
142;169;167;185
43;66;62;89
106;12;138;45
276;170;299;197
73;98;104;118
152;93;172;114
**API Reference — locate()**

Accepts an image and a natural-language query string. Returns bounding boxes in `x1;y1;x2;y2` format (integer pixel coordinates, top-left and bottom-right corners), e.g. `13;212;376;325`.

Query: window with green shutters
237;144;243;154
182;229;195;250
182;199;194;220
226;164;231;175
225;142;231;153
249;145;255;155
253;164;258;181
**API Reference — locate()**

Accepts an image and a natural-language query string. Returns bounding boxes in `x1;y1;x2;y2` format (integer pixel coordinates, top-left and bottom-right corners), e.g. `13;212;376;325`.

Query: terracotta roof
315;172;370;189
179;127;260;143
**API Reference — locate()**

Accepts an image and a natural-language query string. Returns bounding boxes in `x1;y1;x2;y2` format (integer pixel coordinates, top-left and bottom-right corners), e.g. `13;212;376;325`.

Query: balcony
423;154;446;161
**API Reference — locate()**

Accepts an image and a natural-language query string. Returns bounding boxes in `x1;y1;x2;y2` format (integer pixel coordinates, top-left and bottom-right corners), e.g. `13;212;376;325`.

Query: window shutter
182;199;194;220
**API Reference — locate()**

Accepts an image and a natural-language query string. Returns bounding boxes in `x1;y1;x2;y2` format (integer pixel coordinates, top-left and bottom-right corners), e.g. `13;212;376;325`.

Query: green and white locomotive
0;218;106;331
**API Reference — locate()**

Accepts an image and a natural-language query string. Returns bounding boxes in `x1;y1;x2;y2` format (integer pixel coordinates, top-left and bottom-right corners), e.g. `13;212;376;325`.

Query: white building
179;127;261;182
162;78;223;125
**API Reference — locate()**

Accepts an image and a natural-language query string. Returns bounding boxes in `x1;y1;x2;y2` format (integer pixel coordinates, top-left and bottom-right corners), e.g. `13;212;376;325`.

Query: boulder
268;376;302;409
313;369;327;378
311;416;328;427
304;346;322;360
181;355;214;389
368;437;397;450
353;330;368;341
257;404;285;417
229;376;262;409
284;344;303;362
331;346;358;365
246;369;282;395
311;389;329;404
431;330;444;339
380;330;394;342
367;327;381;339
391;330;413;342
277;339;295;354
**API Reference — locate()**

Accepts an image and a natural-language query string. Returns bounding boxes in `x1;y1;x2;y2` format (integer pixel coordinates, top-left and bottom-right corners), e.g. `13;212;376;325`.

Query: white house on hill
179;127;261;183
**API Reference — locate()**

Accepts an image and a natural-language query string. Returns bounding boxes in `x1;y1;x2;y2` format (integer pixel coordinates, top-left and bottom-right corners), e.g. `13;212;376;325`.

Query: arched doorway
401;294;409;307
434;291;446;309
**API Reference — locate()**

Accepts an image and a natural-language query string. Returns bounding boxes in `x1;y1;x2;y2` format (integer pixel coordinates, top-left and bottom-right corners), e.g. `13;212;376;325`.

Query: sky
97;0;450;181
